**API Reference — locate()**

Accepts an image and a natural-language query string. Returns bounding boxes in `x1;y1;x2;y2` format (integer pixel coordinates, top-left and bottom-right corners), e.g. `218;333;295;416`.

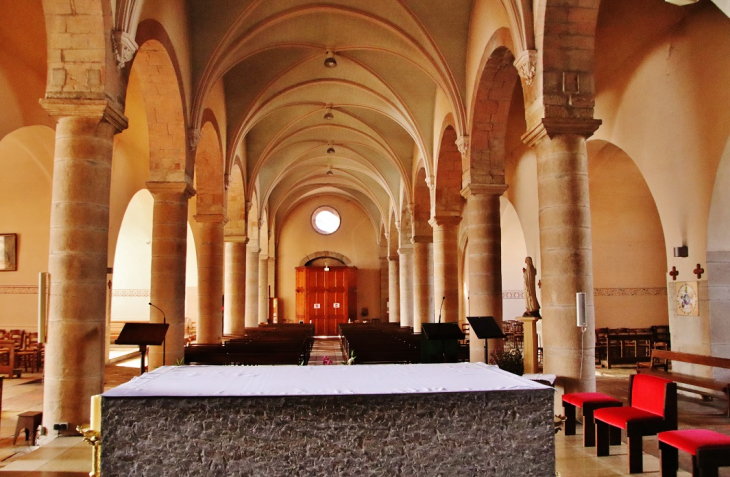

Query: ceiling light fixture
324;106;334;120
326;169;334;176
327;147;335;154
324;50;337;68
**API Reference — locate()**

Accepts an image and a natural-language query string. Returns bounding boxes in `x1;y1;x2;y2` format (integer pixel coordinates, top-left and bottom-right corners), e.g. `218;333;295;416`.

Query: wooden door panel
296;266;358;336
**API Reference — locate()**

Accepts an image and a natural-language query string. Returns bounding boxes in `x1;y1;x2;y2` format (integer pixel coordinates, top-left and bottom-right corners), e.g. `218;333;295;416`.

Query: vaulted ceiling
186;0;474;234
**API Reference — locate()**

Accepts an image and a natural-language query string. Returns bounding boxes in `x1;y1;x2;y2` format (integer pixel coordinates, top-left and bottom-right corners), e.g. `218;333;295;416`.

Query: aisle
308;338;346;365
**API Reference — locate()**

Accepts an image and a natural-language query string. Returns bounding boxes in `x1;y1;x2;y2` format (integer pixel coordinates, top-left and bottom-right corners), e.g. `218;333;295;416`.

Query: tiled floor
0;344;728;475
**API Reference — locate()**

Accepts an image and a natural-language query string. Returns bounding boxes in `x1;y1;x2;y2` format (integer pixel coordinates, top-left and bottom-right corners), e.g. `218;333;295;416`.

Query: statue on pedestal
522;257;541;317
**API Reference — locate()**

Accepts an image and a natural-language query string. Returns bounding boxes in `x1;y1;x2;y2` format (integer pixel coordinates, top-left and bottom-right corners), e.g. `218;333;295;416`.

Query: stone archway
299;251;353;267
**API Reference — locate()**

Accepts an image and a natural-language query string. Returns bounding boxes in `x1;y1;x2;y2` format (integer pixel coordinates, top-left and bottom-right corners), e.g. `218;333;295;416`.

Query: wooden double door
296;266;357;336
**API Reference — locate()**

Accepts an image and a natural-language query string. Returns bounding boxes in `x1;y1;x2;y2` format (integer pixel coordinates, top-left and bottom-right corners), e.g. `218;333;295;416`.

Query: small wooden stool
562;392;622;447
13;411;42;445
658;429;730;477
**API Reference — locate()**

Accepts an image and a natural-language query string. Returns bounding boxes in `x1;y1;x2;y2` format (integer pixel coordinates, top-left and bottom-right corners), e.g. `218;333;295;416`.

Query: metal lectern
115;323;169;374
421;323;465;363
467;316;505;362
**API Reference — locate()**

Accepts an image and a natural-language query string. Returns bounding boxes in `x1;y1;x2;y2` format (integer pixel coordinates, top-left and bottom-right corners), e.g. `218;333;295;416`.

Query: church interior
1;0;730;475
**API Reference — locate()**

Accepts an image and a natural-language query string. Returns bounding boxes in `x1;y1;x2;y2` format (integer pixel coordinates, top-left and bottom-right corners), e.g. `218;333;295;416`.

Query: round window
311;206;341;235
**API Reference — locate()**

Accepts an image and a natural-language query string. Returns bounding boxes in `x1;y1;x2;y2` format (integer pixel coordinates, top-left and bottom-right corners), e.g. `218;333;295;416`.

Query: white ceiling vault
185;0;474;238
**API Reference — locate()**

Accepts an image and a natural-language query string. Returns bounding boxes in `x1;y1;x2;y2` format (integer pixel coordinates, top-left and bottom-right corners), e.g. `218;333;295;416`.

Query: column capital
40;97;128;133
429;215;462;228
522;118;602;148
224;235;248;244
460;183;509;199
388;255;399;262
411;235;433;244
146;181;196;198
194;213;227;224
398;244;413;254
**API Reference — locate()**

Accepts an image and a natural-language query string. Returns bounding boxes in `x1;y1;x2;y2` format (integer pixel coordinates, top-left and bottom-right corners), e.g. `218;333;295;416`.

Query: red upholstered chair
594;374;677;474
562;392;622;447
658;429;730;477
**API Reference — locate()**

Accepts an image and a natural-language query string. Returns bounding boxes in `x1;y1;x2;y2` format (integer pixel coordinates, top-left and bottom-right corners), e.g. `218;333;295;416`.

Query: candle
90;395;101;432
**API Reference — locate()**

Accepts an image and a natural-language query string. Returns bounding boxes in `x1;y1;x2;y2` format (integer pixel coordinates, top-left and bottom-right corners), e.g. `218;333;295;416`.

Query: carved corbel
514;50;537;86
456;135;470;160
112;31;138;69
188;128;201;150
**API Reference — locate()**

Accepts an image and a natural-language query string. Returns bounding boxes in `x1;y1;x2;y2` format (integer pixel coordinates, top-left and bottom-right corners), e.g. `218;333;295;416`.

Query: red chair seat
594;406;662;430
563;392;621;407
658;429;730;455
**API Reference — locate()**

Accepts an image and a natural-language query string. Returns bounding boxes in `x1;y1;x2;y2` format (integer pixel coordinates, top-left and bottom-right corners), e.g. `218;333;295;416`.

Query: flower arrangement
322;356;333;365
489;348;524;376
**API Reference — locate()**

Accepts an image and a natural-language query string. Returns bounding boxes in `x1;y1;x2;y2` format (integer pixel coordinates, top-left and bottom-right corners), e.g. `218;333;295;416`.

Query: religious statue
522;257;541;317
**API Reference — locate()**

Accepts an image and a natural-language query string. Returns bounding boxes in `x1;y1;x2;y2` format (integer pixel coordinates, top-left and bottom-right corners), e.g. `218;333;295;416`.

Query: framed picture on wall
0;234;17;271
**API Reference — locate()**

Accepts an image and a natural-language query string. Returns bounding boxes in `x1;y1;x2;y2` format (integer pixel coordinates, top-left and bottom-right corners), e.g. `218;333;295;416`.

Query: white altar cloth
103;362;547;398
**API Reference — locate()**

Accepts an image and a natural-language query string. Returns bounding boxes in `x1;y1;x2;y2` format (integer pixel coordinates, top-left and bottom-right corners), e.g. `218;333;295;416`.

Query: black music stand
467;316;505;361
115;323;169;374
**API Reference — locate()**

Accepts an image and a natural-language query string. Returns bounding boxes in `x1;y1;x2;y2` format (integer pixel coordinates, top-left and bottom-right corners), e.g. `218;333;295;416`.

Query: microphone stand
438;296;445;324
149;302;166;365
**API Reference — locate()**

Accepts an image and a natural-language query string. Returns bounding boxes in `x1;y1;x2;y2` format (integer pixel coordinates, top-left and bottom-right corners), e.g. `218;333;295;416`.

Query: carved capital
514;50;537;86
112;30;138;69
522;118;602;147
146;181;196;198
194;213;227;224
460;183;508;199
429;215;462;228
224;235;249;244
411;235;433;244
40;97;129;133
456;135;470;160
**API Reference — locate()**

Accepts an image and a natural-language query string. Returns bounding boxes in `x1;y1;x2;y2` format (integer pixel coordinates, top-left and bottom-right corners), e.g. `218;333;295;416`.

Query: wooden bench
637;349;730;417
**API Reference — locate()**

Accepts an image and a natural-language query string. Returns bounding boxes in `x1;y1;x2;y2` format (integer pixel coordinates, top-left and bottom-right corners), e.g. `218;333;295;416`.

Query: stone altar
101;363;555;476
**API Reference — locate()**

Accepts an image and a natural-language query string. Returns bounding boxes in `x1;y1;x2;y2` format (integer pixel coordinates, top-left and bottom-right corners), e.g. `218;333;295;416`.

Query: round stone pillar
224;238;247;336
411;238;431;332
40;99;127;432
258;254;269;324
245;241;260;328
388;256;400;323
462;184;508;362
398;245;414;328
195;214;225;344
524;119;601;395
147;181;195;368
430;216;462;323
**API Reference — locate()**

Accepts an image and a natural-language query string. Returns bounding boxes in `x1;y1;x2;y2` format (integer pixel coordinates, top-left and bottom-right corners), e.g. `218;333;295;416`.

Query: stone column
379;255;389;320
147;181;195;368
412;237;432;332
399;244;414;328
245;240;260;328
388;256;400;324
224;237;247;336
40;98;127;431
195;214;225;344
430;216;462;323
258;254;269;324
462;184;508;362
523;119;601;395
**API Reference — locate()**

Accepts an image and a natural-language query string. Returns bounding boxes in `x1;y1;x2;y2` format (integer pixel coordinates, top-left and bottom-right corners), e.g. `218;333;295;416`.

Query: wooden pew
339;323;421;364
637;349;730;417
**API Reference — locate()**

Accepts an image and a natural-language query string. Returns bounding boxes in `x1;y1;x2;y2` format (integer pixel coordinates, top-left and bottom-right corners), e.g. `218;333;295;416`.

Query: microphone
149;302;166;324
149;302;167;366
438;296;445;324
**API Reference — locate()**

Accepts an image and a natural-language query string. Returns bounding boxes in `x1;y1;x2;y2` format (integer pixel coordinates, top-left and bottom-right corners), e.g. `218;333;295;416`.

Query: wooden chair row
185;324;314;366
339;323;420;364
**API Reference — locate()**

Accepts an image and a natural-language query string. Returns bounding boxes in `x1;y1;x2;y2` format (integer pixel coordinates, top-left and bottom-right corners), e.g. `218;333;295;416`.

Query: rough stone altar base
102;390;554;476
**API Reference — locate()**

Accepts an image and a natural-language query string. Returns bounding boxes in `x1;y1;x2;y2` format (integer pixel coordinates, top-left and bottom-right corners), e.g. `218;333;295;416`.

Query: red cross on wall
694;264;705;279
669;267;679;281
